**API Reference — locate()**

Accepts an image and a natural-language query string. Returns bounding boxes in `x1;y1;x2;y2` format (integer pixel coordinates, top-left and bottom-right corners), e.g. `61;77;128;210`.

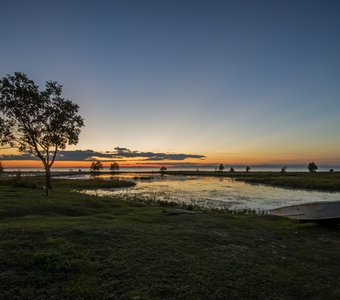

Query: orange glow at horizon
1;160;189;169
2;152;340;169
0;160;137;169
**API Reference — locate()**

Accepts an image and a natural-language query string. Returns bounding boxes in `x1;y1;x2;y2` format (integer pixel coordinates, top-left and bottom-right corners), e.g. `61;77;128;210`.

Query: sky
0;0;340;168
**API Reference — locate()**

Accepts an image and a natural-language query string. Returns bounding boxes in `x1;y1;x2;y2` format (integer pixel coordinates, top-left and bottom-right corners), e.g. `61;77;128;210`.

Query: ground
1;177;340;299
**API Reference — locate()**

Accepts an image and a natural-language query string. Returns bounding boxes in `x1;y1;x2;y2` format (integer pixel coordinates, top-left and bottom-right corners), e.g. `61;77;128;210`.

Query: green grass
1;178;340;299
0;176;135;189
164;171;340;191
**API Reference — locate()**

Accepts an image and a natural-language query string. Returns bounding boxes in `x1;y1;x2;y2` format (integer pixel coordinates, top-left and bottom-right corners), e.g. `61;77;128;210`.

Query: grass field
1;177;340;299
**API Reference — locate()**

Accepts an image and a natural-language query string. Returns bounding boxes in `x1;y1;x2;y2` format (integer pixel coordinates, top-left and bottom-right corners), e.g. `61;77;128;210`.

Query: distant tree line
89;161;120;172
90;161;103;172
211;162;335;173
214;165;251;173
110;162;120;172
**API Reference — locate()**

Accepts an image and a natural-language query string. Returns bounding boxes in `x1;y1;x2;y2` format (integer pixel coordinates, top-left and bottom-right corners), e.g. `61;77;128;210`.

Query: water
76;173;340;212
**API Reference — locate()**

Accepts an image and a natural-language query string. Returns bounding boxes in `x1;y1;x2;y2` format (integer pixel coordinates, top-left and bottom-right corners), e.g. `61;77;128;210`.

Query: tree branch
49;145;58;167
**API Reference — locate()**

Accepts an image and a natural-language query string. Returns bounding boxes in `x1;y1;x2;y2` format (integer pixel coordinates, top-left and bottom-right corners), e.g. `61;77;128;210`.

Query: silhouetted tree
160;166;167;173
0;73;84;195
281;166;287;173
329;169;334;173
218;164;224;172
308;162;318;173
110;161;120;172
90;161;103;172
230;167;235;173
245;166;251;172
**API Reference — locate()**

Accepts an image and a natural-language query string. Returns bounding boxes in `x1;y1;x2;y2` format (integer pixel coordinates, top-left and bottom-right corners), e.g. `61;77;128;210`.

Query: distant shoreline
1;163;339;174
1;169;339;192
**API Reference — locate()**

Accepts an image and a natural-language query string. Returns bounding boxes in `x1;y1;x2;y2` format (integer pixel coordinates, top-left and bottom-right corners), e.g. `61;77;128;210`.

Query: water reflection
73;173;340;212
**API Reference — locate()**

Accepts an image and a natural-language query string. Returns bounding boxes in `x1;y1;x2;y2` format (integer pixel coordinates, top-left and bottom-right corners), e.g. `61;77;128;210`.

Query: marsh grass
1;178;340;299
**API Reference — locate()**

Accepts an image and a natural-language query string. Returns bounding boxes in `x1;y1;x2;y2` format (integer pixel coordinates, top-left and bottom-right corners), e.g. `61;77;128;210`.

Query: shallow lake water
74;173;340;212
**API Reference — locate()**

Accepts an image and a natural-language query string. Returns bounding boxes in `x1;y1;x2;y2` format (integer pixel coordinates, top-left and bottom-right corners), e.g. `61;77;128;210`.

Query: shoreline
1;170;340;192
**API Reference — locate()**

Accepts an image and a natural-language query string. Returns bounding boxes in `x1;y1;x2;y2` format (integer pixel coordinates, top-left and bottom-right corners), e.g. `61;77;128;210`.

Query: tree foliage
218;164;224;172
110;161;120;172
90;161;103;172
0;72;84;194
308;162;318;173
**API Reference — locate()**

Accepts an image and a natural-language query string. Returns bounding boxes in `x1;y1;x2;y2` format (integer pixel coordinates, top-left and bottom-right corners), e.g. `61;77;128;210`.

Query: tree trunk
45;166;52;196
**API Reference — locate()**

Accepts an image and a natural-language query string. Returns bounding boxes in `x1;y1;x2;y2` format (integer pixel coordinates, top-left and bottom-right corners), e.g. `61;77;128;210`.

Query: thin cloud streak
111;147;205;160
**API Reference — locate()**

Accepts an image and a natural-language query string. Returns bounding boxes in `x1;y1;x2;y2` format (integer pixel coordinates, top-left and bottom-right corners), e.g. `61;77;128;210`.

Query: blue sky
1;0;340;165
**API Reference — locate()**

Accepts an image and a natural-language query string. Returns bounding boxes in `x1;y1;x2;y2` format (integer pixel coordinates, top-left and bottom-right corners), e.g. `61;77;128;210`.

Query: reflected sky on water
76;173;340;212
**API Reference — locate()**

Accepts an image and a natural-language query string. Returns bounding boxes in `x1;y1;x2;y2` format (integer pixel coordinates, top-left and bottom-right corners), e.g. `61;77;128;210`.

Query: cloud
110;147;205;161
57;150;113;161
0;150;110;161
0;147;206;162
0;153;34;160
